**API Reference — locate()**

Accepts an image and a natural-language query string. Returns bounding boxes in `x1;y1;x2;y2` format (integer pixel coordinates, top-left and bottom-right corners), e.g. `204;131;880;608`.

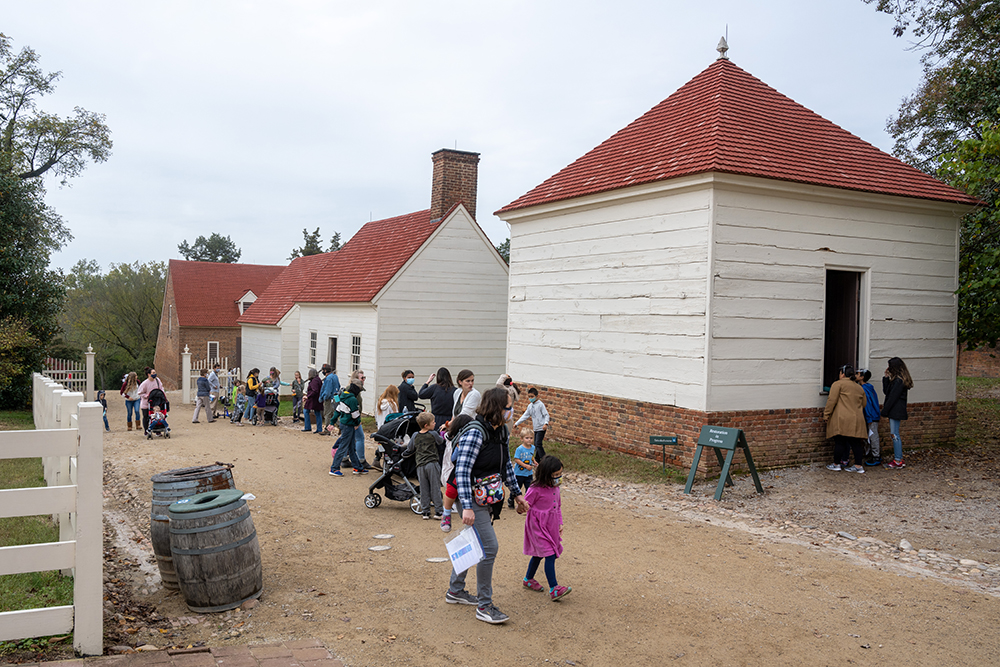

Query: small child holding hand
520;455;571;601
411;412;445;520
509;427;537;508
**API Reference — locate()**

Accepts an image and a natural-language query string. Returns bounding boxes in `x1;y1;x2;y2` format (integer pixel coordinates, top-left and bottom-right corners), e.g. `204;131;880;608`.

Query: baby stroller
252;389;280;426
146;388;170;439
364;411;422;513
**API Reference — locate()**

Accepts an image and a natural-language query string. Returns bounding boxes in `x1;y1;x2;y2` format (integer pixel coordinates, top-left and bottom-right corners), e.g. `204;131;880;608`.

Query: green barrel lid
168;488;244;514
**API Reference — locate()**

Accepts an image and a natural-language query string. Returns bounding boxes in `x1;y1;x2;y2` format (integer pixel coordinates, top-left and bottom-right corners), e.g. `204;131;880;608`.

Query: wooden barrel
150;464;235;590
168;489;263;613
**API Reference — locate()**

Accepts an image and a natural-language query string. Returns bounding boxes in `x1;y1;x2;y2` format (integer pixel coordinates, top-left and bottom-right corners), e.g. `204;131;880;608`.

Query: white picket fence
0;374;104;656
42;357;87;396
186;357;236;402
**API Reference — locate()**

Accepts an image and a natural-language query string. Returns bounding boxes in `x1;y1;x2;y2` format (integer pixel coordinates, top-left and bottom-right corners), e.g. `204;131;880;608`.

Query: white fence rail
186;357;235;404
0;373;104;656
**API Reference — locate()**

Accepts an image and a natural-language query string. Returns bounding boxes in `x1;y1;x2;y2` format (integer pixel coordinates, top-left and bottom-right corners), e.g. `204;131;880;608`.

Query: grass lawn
0;410;74;616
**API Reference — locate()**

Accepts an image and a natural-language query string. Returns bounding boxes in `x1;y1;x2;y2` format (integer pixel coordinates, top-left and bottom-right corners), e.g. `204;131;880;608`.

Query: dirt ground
93;391;1000;667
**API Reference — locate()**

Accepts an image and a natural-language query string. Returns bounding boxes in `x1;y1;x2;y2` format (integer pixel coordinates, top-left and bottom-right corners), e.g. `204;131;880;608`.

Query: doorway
823;270;861;390
328;337;338;373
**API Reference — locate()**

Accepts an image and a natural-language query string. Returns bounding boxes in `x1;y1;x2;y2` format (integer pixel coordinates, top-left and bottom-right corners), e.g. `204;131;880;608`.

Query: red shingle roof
497;59;977;214
169;260;284;328
239;209;440;326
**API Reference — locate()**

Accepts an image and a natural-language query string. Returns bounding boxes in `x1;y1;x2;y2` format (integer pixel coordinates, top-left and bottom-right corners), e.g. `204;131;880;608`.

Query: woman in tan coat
823;364;868;473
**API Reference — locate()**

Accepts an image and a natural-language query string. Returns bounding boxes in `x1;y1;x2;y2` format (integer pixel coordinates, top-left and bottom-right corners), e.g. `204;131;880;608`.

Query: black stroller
252;390;279;426
364;411;422;513
146;388;171;439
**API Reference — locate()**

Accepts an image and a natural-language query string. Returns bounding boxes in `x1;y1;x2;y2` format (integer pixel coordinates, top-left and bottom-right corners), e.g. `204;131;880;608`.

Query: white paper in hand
445;526;483;574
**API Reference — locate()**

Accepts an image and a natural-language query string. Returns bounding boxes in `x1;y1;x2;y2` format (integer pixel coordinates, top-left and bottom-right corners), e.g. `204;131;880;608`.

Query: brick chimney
430;149;480;221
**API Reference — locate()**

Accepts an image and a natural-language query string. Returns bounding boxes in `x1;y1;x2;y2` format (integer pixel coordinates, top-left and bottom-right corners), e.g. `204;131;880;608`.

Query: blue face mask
406;378;415;385
528;397;536;403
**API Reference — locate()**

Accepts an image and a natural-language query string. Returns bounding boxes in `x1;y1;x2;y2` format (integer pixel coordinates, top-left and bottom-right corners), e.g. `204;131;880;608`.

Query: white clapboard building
238;150;509;400
495;50;977;469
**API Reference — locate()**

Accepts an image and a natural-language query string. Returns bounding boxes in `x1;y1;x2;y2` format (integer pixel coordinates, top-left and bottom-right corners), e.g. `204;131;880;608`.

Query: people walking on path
410;412;444;519
823;364;868;473
319;364;341;437
329;378;365;476
192;369;215;423
882;357;913;470
445;386;528;625
521;455;571;601
514;387;550;462
302;369;323;433
208;363;222;418
419;367;454;429
137;367;165;434
120;371;140;431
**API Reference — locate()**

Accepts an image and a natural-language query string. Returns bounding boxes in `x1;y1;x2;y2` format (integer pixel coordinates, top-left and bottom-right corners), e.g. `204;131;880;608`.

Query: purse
472;473;504;506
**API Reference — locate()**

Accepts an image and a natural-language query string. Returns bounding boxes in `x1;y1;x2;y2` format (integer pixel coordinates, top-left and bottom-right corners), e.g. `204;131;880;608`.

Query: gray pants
865;421;881;459
417;461;443;515
192;396;214;422
323;399;335;430
448;500;499;607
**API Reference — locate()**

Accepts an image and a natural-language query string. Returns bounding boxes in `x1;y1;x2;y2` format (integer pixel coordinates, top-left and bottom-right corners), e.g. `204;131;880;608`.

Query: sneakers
433;513;443;520
440;515;452;533
475;604;510;624
445;590;478;606
423;513;431;520
886;459;906;469
353;468;368;475
864;457;882;467
550;585;572;601
329;469;344;477
844;465;865;474
523;578;543;592
826;463;841;471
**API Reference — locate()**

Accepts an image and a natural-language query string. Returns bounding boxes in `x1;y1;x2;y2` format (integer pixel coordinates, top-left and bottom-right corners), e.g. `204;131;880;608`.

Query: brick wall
529;383;956;477
430;149;479;221
957;345;1000;378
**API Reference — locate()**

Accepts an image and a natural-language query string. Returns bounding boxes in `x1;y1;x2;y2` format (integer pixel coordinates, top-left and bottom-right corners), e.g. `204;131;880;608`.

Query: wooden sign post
649;435;677;470
683;426;764;501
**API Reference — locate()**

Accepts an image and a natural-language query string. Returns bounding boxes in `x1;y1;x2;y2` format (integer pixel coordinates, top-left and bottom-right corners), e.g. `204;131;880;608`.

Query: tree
289;228;325;259
865;0;1000;347
0;172;66;407
0;34;112;182
177;233;241;262
495;238;510;264
0;34;111;406
328;231;342;252
61;260;165;390
0;316;40;402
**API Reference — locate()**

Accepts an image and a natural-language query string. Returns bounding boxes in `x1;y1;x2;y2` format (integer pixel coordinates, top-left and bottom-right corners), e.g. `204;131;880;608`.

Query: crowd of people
823;356;913;472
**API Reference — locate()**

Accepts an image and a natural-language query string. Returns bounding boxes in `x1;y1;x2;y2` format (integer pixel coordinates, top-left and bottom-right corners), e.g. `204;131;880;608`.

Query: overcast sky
5;1;922;273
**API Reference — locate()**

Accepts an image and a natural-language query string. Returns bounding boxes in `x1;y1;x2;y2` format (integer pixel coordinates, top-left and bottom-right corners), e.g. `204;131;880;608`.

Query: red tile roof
238;209;441;326
497;59;977;214
169;260;284;328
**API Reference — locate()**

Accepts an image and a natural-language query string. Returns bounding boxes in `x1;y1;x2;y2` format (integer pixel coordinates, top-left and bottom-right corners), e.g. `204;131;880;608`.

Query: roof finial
716;36;729;60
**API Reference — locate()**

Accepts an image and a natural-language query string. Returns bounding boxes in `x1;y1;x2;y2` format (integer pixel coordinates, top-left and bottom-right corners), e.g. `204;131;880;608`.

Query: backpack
451;420;509;462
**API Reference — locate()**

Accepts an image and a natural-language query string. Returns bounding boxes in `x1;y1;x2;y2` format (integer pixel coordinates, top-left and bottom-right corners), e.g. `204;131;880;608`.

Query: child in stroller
253;388;280;426
364;409;424;513
146;387;170;439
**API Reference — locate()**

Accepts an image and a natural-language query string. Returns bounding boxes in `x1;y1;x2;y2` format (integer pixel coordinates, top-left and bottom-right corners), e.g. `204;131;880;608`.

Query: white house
238;150;510;403
495;50;977;469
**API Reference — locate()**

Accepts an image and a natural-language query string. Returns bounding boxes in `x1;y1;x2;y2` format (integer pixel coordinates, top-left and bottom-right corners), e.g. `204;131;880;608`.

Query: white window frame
309;331;318;366
351;334;361;372
207;341;219;363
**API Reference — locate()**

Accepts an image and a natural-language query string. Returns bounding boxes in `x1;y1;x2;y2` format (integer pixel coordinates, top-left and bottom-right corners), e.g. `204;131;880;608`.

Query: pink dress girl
521;457;571;600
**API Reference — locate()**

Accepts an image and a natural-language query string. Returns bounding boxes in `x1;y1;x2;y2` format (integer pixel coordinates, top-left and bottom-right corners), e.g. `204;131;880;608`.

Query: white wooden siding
239;325;282;377
504;187;712;410
375;207;509;386
295;304;378;401
276;306;300;395
708;183;959;410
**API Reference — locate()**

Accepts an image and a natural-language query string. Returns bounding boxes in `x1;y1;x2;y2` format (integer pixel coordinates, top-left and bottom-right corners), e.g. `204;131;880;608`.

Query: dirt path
100;392;1000;666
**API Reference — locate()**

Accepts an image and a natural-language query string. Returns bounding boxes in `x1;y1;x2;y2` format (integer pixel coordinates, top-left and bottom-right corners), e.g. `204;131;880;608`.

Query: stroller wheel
364;493;380;509
165;433;170;438
409;495;422;515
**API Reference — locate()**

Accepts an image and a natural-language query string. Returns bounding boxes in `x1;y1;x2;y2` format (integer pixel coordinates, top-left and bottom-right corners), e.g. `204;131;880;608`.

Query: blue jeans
355;425;366;463
331;425;362;470
448;500;499;607
125;399;141;423
243;396;256;421
889;419;903;461
103;414;110;431
302;409;322;433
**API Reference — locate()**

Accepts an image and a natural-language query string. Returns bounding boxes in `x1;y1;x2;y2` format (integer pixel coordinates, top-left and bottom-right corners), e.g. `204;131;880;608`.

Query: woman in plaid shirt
445;386;528;625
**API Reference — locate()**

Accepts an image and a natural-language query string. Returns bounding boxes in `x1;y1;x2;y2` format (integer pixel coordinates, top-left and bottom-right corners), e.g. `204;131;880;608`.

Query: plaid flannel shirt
453;422;520;508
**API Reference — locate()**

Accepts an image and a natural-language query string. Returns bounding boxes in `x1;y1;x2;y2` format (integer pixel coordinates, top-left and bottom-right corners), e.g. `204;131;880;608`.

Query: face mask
406;378;415;385
552;477;562;487
151;373;157;378
528;397;536;403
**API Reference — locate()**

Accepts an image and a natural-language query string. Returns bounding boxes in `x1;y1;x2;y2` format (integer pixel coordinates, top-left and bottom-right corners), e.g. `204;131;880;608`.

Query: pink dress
523;485;563;558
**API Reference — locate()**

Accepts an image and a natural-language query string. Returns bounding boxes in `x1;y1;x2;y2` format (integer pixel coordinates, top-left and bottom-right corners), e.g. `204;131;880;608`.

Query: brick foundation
529;383;956;476
957;345;1000;378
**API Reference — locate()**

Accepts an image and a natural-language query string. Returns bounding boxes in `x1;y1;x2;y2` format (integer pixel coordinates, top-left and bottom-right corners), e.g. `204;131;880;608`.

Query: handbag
472;473;504;506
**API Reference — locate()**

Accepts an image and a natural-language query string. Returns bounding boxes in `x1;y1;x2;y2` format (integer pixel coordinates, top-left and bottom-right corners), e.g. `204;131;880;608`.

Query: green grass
0;411;74;614
543;440;689;485
955;377;1000;450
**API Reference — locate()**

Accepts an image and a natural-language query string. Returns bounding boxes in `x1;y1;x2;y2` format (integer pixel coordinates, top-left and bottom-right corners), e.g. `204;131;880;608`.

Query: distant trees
177;233;241;263
61;260;166;390
289;228;344;259
495;238;510;264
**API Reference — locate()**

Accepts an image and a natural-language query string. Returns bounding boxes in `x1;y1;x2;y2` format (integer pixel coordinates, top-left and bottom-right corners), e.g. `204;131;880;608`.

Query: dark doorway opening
328;337;338;373
823;270;861;390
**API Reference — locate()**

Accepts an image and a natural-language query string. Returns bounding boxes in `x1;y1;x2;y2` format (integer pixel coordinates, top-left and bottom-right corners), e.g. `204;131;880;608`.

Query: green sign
697;426;739;450
649;435;677;470
684;426;764;501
